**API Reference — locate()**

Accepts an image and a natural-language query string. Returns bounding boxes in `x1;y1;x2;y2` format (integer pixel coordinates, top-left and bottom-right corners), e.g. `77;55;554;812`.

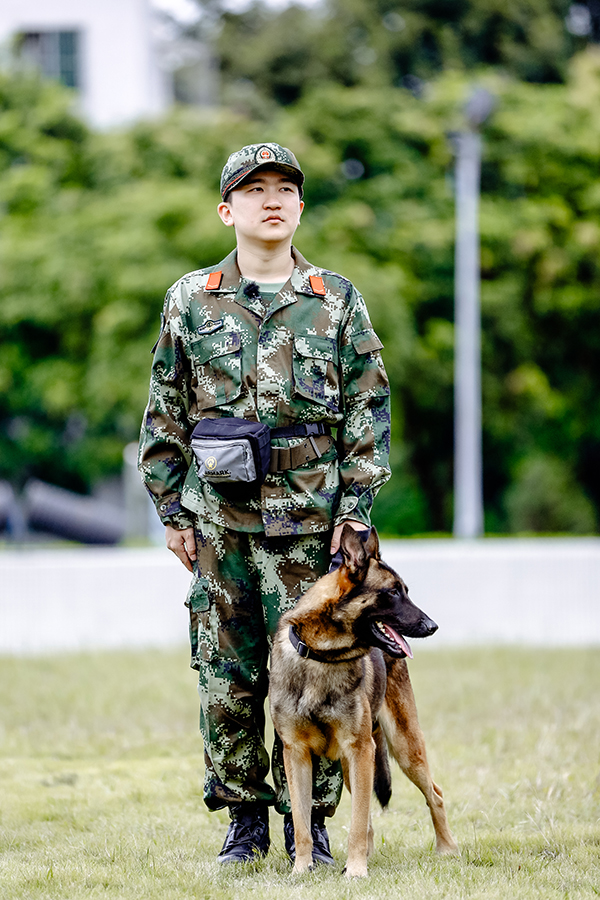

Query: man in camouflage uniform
138;143;391;864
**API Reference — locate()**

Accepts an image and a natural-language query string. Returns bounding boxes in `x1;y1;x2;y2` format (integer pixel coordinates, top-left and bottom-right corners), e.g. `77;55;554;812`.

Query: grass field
0;646;599;899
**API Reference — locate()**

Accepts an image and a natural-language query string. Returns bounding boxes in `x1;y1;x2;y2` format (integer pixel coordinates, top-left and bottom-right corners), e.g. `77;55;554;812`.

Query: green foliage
504;453;597;533
2;53;600;532
0;83;243;489
213;0;582;107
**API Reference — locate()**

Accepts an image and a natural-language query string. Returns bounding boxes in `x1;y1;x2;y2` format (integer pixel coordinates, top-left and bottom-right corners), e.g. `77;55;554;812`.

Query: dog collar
289;624;324;661
288;625;364;664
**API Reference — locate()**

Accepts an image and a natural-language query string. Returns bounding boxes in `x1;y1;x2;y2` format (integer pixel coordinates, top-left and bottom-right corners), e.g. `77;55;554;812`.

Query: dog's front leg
342;721;375;878
283;742;314;873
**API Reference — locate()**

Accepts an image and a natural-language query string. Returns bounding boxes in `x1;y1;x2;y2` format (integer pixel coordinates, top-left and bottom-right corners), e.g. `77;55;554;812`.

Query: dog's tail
373;722;392;808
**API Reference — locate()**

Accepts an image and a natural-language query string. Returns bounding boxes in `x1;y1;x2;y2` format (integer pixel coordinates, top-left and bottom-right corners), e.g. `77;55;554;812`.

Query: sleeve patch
351;329;384;354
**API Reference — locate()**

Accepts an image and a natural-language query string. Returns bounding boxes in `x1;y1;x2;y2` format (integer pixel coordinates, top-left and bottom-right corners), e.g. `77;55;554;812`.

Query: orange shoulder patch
205;270;223;291
309;275;326;296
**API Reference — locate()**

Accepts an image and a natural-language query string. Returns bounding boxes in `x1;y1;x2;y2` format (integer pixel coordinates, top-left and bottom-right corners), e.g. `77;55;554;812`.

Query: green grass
1;646;599;899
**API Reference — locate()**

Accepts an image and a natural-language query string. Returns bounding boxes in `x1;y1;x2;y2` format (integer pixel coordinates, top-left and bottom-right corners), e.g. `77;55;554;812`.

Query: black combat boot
283;809;335;866
217;802;270;864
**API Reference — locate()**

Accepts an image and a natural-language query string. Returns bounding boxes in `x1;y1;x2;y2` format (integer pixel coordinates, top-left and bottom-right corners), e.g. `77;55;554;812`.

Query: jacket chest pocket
292;335;340;412
190;331;242;407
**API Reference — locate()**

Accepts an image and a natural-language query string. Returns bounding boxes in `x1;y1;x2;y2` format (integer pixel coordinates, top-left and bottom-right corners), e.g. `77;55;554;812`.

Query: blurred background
1;0;600;546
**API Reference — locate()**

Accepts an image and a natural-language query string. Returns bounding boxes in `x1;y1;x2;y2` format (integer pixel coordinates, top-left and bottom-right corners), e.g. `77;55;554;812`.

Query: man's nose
263;191;281;207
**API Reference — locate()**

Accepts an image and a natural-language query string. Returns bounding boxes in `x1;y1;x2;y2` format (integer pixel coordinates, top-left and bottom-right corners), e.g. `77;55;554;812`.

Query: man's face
217;169;304;248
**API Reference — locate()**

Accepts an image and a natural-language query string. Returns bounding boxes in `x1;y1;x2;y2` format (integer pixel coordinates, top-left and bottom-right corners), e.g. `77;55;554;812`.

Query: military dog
269;524;457;877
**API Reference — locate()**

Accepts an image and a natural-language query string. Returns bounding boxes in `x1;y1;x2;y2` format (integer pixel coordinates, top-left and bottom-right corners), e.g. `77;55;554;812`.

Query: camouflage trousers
186;519;344;816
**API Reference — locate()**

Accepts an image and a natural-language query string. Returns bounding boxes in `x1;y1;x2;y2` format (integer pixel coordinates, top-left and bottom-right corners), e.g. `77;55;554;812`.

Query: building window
18;31;80;89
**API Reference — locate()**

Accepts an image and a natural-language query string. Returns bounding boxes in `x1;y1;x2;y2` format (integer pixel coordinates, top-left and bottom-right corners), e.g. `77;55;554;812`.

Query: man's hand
330;519;367;555
165;524;197;572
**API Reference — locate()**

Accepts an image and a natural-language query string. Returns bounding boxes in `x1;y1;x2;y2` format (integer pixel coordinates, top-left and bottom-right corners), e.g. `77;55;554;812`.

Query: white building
0;0;171;129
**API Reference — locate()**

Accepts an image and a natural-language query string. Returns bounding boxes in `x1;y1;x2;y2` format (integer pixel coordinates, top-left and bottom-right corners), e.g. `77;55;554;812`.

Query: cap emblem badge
256;146;275;162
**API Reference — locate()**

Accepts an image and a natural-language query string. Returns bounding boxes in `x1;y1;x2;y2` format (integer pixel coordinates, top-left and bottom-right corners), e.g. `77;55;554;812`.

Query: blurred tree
504;453;597;532
0;74;243;490
206;0;586;108
0;73;94;491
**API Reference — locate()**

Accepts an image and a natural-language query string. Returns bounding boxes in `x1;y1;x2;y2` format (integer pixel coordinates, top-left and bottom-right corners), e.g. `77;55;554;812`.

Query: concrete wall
382;538;600;648
0;0;169;128
1;538;599;655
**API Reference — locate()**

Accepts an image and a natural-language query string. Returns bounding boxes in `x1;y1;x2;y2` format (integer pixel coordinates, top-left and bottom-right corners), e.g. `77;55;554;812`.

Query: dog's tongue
383;624;413;659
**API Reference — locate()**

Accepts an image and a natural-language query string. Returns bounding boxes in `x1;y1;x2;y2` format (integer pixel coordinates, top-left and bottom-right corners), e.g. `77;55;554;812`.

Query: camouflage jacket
138;247;391;537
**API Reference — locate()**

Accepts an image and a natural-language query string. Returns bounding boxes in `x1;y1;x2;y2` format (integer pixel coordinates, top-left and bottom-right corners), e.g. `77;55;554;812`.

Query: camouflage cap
220;143;304;199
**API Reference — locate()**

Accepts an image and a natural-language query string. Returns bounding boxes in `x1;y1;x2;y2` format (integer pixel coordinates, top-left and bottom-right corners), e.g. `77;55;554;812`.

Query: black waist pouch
191;417;272;487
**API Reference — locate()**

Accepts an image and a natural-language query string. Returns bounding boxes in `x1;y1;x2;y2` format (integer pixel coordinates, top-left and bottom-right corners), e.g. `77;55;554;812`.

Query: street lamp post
452;89;495;539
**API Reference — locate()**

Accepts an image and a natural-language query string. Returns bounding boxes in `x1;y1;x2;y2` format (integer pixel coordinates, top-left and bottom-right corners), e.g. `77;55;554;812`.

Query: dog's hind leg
283;742;315;873
380;659;458;854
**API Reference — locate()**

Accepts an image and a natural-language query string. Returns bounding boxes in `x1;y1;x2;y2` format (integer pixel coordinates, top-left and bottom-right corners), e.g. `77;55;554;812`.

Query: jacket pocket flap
191;331;241;365
294;335;338;363
351;329;383;354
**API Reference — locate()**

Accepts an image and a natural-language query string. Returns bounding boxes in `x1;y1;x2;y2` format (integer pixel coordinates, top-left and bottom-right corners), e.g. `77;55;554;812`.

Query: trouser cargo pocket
184;568;211;670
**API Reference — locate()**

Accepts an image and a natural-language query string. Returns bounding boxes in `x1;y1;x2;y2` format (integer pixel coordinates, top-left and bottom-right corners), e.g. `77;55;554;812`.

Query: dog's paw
343;862;368;878
292;860;314;875
436;836;459;855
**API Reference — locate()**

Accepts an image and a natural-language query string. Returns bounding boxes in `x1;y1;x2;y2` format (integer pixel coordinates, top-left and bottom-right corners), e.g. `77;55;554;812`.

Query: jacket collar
203;247;326;301
204;248;241;294
289;247;328;296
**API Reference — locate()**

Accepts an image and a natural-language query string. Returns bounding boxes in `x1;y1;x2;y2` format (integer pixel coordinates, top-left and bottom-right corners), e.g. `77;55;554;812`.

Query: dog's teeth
376;621;386;633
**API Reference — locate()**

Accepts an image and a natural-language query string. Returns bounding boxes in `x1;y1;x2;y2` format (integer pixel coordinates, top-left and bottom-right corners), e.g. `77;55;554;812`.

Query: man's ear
217;201;234;227
340;524;368;579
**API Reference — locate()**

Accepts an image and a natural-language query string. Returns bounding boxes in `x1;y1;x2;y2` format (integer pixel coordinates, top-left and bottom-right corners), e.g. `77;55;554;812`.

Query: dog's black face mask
358;566;438;658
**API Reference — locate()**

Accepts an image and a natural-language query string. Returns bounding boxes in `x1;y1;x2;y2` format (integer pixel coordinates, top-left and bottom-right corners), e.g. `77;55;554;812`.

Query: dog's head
333;524;438;659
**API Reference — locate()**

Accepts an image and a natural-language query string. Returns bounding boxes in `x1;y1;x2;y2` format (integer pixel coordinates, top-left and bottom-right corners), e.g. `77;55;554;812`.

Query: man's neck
236;243;295;283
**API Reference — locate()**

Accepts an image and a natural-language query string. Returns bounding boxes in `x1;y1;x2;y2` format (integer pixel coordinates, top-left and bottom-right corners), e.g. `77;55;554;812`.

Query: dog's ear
340;524;368;579
364;526;380;560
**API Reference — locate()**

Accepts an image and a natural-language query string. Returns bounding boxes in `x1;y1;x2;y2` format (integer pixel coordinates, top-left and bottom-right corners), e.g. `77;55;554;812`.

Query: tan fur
269;527;457;878
379;657;457;854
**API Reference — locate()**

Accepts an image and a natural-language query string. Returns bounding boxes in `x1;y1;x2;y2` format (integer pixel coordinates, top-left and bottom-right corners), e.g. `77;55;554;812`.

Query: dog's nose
421;615;438;636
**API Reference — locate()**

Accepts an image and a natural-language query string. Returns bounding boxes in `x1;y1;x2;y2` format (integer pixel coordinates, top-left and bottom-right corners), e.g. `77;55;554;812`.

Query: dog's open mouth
374;620;413;658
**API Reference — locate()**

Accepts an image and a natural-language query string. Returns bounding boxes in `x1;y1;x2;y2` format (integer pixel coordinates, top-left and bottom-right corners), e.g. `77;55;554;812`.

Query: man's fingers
165;525;196;571
330;523;343;554
173;553;193;572
185;532;197;561
176;545;194;572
